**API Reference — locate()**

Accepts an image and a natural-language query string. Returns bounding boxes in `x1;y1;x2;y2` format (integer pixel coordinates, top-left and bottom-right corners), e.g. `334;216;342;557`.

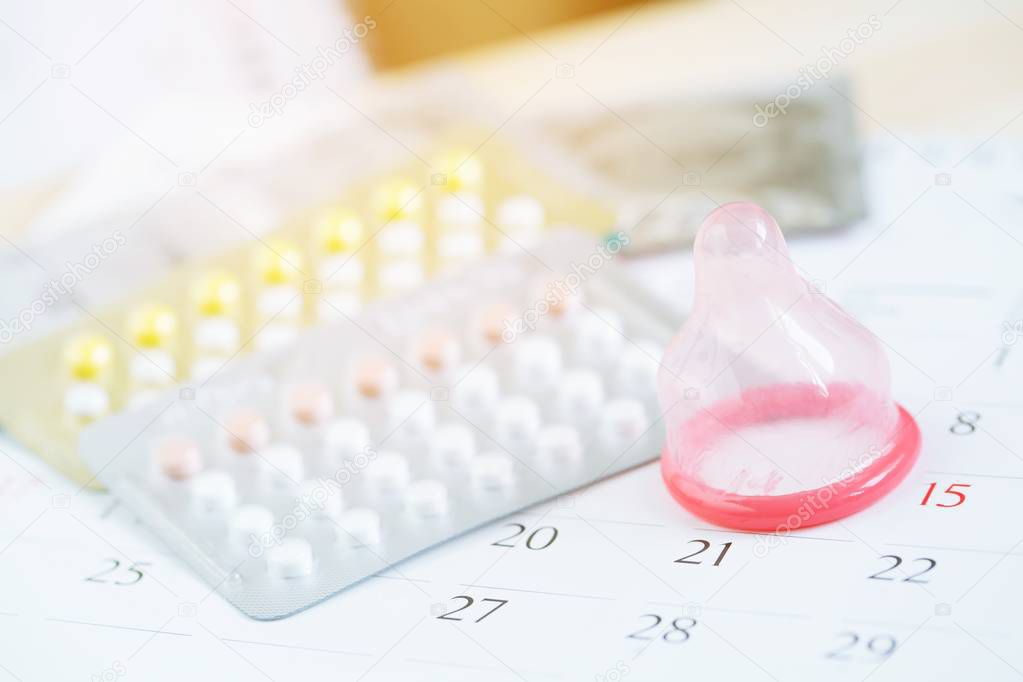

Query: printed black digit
436;596;474;620
84;558;120;583
949;411;980;435
115;562;150;586
826;632;860;660
867;555;903;581
674;540;711;564
475;598;508;622
904;557;937;583
627;614;663;641
491;523;527;548
663;617;697;643
525;527;558;550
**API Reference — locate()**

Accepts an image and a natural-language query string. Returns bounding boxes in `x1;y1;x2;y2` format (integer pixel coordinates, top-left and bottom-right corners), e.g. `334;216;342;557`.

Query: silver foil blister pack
81;230;674;619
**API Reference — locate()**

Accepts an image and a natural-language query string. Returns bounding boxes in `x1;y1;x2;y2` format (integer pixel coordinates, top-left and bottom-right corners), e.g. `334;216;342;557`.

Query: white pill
190;471;237;513
367;452;411;494
537;425;583;464
407;479;449;517
230;504;274;548
514;335;562;390
319;289;362;317
575;309;624;366
495;396;541;445
257;285;302;319
130;351;176;386
377;221;424;257
430;423;475;469
338;507;381;546
617;341;662;397
377;261;425;294
453;366;499;414
555;369;605;425
437;194;484;229
193;317;239;354
126;389;160;410
254;323;298;351
259;444;304;487
496;198;544;253
266;538;314;579
497;195;545;228
472;453;515;489
601;399;649;447
497;227;542;253
64;383;110;419
438;231;485;268
317;255;364;286
387;390;435;440
324;418;371;460
299;479;343;518
190;356;227;383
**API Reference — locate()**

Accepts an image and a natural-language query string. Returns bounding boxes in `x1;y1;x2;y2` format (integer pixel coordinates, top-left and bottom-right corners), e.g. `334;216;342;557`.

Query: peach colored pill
155;436;202;480
224;409;270;455
286;382;334;426
548;291;580;319
416;329;460;373
354;356;399;399
479;303;514;346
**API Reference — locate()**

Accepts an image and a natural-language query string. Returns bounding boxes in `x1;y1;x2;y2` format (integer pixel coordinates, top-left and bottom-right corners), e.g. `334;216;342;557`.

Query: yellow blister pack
0;139;617;487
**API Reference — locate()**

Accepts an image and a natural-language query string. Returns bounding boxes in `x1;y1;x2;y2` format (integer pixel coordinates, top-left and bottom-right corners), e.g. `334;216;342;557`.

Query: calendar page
3;136;1023;681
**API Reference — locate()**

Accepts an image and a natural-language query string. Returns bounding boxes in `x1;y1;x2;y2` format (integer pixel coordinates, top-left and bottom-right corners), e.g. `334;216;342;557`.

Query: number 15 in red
920;482;971;508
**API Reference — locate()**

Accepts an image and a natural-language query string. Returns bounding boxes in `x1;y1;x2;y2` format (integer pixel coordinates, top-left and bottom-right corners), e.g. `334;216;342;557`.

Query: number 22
867;555;936;583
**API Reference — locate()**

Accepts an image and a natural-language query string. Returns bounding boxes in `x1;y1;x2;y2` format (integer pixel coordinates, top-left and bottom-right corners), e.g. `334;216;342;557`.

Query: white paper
3;136;1023;680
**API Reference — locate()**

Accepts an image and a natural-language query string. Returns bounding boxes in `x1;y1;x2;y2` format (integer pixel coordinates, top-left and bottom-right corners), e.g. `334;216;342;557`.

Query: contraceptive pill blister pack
80;230;675;619
0;140;617;488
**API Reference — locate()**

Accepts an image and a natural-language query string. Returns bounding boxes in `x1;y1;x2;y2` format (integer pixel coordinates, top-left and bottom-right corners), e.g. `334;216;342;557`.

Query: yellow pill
436;151;483;192
64;334;113;381
315;210;363;254
254;242;304;285
373;180;421;221
128;303;178;348
192;271;240;316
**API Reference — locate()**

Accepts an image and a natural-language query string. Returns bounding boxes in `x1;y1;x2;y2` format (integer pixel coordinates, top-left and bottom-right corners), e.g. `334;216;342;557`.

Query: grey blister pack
81;230;675;619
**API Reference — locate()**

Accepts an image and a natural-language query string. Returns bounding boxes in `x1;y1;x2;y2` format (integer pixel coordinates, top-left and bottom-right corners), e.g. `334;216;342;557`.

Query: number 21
674;539;732;566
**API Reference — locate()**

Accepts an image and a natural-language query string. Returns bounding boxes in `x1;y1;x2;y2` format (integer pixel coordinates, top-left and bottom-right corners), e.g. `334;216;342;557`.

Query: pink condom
658;203;920;531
